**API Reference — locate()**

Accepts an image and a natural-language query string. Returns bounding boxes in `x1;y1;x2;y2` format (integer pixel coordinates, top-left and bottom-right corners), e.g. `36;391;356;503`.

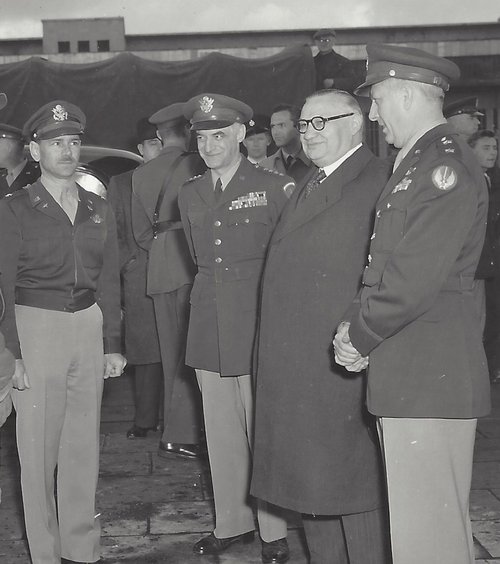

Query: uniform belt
15;288;95;313
152;219;183;238
441;275;475;292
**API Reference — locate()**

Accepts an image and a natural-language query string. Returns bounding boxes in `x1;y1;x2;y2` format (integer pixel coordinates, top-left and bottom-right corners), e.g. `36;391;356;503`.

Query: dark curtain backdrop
0;46;315;150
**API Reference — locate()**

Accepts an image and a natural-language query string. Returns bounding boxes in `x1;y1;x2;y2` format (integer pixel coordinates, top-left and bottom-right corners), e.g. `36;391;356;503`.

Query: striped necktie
303;168;326;198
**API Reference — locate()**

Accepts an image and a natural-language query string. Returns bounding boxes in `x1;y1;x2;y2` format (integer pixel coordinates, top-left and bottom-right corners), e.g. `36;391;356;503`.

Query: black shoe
126;425;154;439
193;531;255;555
261;537;290;564
158;440;199;459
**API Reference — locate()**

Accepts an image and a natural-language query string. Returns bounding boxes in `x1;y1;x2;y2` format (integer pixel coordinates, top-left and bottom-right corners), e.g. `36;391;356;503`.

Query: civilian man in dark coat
313;29;357;92
335;44;490;564
107;118;163;439
179;93;294;563
0;123;40;198
251;90;390;564
132;103;205;457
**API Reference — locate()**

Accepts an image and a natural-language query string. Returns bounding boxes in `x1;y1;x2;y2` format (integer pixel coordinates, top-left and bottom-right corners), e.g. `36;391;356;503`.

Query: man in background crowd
312;28;357;92
468;129;500;383
0;123;40;198
107;117;163;440
132;102;205;458
444;97;483;142
261;104;312;184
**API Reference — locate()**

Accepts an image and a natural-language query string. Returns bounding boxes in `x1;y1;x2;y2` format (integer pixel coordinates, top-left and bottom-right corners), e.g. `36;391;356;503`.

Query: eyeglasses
296;113;354;134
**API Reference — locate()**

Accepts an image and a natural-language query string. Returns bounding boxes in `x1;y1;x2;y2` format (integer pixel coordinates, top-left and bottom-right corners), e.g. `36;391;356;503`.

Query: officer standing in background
242;114;271;164
334;45;490;564
444;97;483;142
312;29;357;92
132;102;205;458
0;100;126;564
179;93;293;563
107;117;163;440
0;123;40;198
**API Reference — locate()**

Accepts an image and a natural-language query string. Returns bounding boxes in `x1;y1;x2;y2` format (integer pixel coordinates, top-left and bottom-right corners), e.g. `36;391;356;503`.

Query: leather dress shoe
158;440;199;459
261;537;290;564
193;531;255;555
126;424;154;439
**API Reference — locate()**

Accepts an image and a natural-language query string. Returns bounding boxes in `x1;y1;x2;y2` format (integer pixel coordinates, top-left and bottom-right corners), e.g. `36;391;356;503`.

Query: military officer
179;93;293;563
444;96;483;142
242;114;271;164
131;102;205;457
0;100;125;564
0;123;40;198
334;45;490;564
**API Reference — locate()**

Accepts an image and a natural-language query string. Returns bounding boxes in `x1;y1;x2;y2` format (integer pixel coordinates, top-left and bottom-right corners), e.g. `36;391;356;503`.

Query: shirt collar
393;119;447;171
211;155;242;191
322;143;362;178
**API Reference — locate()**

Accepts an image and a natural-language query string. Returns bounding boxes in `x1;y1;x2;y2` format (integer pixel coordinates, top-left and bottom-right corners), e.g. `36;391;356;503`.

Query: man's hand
333;321;362;366
12;359;30;391
344;356;369;373
104;353;127;379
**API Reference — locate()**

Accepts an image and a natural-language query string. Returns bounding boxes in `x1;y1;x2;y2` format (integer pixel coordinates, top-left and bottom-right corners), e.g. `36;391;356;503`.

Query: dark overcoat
107;170;161;365
251;145;389;515
178;157;293;376
348;125;491;418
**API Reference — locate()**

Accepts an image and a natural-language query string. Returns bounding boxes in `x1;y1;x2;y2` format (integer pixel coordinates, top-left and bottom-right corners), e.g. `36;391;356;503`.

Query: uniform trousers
132;362;162;429
153;285;202;444
195;369;287;541
378;417;477;564
13;303;103;564
302;508;388;564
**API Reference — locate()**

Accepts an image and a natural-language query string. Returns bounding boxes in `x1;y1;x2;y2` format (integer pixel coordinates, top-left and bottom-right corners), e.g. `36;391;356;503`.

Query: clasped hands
333;321;369;372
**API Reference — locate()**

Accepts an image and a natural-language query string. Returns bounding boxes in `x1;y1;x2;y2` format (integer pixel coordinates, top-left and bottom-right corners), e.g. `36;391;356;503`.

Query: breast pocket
78;223;106;271
22;235;65;269
227;208;272;253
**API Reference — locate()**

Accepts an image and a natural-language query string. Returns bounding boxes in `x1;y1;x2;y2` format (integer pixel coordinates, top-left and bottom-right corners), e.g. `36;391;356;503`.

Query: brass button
215;257;222;263
244;218;250;223
214;220;221;227
214;239;221;245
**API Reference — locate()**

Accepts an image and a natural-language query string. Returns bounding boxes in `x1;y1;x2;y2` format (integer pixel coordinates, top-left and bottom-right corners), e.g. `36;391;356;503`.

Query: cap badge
431;165;457;191
52;104;68;122
248;119;255;127
199;96;215;113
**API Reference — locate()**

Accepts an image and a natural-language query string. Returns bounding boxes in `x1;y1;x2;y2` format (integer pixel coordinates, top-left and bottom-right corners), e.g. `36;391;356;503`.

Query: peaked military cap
245;114;270;137
135;117;158;142
149;102;186;128
0;124;23;141
23;100;86;141
183;93;253;131
443;97;484;119
313;29;336;40
354;43;461;97
0;93;7;111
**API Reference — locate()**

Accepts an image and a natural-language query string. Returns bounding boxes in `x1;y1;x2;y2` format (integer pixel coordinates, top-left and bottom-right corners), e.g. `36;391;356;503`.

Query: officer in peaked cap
444;97;483;141
23;100;86;140
0;123;41;198
149;101;186;128
0;98;125;562
134;116;162;162
183;92;253;130
179;92;292;562
243;114;271;165
335;43;489;564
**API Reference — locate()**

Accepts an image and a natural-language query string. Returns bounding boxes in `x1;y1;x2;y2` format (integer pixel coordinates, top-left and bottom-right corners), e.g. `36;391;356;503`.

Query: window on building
97;40;110;52
78;40;90;53
58;41;70;54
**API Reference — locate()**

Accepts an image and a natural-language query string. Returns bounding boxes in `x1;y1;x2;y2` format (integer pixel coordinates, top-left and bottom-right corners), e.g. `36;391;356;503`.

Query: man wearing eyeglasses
251;89;390;564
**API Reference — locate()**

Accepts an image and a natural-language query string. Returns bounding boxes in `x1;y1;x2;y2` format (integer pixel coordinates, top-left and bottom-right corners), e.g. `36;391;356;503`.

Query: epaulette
257;166;285;177
4;187;28;200
436;135;462;157
184;174;203;184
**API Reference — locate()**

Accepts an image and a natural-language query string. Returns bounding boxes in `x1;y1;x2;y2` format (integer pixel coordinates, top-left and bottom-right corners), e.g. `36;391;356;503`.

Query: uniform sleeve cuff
103;337;122;355
349;312;384;357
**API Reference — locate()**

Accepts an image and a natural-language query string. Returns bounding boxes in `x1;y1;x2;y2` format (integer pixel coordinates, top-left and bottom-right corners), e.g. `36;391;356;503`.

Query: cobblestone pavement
1;372;500;563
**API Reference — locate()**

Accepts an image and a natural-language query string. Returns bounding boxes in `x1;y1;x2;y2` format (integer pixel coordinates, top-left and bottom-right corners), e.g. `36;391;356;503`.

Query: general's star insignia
431;165;458;191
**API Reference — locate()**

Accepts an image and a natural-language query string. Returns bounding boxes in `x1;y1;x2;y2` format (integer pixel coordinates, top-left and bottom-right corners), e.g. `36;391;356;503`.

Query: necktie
303;168;326;198
484;172;492;190
214;177;223;201
285;155;294;170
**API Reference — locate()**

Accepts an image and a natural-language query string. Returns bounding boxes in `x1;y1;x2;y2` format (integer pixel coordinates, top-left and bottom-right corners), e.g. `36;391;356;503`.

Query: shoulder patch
431;165;458;191
283;181;296;198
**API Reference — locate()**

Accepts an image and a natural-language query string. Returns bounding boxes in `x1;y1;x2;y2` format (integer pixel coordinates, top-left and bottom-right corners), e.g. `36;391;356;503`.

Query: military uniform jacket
251;146;389;514
107;170;161;365
348;124;491;418
132;148;204;295
0;161;41;199
0;180;122;359
178;157;293;376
